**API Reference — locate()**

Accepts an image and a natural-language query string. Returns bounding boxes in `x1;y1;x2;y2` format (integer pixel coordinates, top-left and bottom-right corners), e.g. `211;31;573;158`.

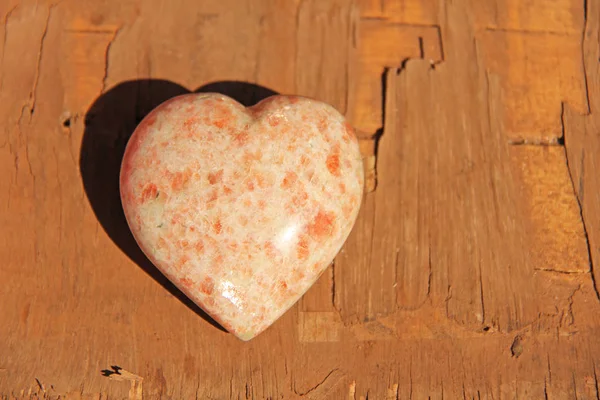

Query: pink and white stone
120;93;363;340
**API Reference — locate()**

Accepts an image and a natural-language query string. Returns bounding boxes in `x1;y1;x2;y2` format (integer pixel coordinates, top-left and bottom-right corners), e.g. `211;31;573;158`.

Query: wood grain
564;0;600;298
1;0;600;398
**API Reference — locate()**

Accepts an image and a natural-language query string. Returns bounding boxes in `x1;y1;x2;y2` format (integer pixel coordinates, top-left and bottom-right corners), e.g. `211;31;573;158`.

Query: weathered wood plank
1;0;600;398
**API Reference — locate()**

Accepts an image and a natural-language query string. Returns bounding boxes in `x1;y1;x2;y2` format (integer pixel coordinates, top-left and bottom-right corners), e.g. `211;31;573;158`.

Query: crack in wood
29;5;54;121
593;360;600;400
561;102;600;300
0;4;18;93
294;368;344;398
581;0;592;114
478;259;486;325
101;26;122;94
534;268;586;274
484;26;579;36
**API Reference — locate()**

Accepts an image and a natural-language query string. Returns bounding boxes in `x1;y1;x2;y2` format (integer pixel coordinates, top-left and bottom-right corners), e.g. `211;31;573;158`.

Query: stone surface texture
120;93;364;340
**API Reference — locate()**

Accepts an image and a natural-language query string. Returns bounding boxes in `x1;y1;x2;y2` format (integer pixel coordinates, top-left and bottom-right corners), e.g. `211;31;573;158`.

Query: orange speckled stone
120;93;363;340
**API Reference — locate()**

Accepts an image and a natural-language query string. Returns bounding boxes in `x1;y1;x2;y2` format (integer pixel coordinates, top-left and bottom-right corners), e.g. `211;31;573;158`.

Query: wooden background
2;0;600;398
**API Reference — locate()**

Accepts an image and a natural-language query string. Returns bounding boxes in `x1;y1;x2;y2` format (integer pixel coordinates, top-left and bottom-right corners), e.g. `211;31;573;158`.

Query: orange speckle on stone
207;189;219;203
178;254;190;269
264;241;277;259
223;186;233;195
307;210;335;238
300;155;310;167
213;119;227;128
239;215;249;226
343;121;356;143
246;180;255;191
171;214;182;225
213;219;222;234
342;203;354;219
235;131;250;146
292;191;309;207
326;152;341;177
142;115;157;129
195;240;205;253
281;171;298;189
255;314;266;325
181;277;194;289
203;99;216;108
240;265;253;278
204;297;216;307
208;169;224;184
258;199;266;209
157;237;167;249
297;235;309;260
200;276;215;295
318;117;328;132
170;169;192;191
339;183;346;194
293;269;305;281
268;115;281;126
288;96;300;104
243;150;263;164
256;173;268;188
140;183;158;203
256;277;268;289
183;116;198;131
176;239;190;249
212;103;233;128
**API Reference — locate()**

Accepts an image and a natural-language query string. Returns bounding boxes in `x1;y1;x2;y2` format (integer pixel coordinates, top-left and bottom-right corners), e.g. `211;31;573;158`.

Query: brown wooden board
1;0;600;398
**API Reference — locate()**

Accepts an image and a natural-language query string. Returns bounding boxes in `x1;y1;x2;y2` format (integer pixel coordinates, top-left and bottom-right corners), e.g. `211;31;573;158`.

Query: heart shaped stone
120;93;363;340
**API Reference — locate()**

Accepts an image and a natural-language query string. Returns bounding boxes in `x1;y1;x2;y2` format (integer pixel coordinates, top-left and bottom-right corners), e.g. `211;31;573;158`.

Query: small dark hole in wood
483;326;491;332
62;118;71;128
101;365;122;377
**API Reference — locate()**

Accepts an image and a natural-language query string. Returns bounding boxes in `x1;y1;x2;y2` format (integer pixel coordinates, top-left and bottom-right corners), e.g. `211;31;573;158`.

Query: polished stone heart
120;93;363;340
